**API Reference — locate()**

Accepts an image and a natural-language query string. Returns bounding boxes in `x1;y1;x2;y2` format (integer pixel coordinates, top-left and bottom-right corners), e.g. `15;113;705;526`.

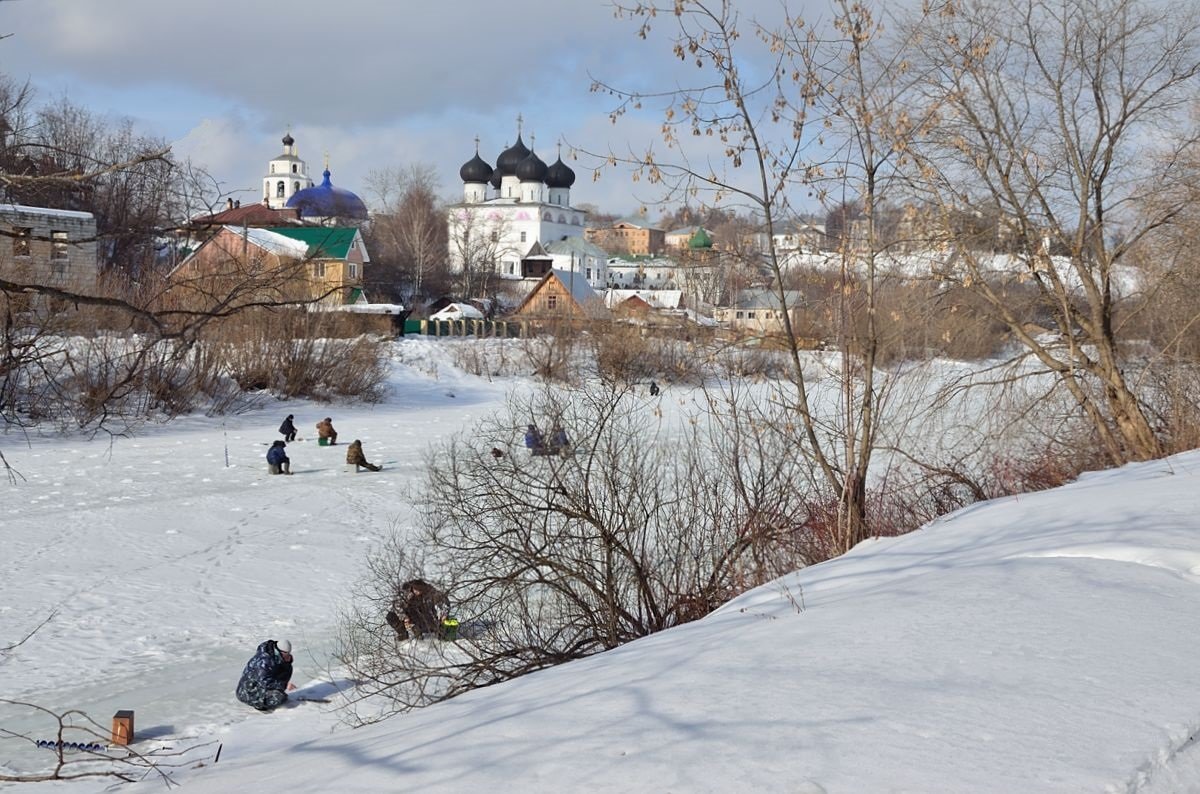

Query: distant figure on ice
316;417;338;445
386;579;451;640
649;381;660;397
279;414;297;442
490;447;505;460
235;639;295;711
346;439;382;472
548;423;570;455
266;440;292;475
524;423;546;455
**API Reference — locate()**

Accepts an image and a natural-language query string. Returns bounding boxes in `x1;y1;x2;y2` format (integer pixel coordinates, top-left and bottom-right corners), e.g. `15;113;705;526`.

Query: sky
3;338;1200;792
0;0;811;217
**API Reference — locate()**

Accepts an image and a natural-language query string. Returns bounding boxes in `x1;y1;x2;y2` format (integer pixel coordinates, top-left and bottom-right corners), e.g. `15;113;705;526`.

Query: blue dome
285;168;368;221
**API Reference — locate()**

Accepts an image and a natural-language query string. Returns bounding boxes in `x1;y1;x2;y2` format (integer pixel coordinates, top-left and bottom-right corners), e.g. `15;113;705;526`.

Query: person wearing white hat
235;638;296;711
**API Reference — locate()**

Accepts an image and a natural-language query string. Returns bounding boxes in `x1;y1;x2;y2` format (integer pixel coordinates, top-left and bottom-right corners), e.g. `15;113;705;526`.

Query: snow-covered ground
3;338;1200;792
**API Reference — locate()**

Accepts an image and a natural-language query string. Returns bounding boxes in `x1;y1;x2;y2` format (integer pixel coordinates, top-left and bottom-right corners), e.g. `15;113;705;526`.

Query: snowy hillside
3;339;1200;793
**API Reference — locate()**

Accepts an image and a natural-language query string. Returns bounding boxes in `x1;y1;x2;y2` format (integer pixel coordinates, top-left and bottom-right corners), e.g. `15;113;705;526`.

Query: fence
402;319;527;338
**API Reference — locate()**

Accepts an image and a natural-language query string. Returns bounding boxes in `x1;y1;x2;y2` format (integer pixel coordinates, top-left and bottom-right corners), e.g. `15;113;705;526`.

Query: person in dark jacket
315;417;338;445
279;414;297;442
524;424;545;454
386;579;450;639
548;424;570;455
235;639;295;711
266;440;292;475
346;439;381;472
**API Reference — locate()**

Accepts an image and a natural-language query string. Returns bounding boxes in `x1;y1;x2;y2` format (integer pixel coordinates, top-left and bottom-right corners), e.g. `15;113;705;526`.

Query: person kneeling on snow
346;439;381;472
235;639;296;711
386;579;450;639
266;440;292;475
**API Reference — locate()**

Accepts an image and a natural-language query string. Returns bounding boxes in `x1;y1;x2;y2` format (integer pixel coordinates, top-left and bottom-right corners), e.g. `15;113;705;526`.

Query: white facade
262;135;314;209
449;129;597;287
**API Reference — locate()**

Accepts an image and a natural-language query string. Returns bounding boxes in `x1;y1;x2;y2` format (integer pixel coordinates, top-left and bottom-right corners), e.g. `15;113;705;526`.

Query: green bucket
317;437;330;447
441;618;460;641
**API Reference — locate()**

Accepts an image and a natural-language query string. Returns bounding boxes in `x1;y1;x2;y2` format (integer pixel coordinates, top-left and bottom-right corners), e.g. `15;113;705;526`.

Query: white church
447;121;608;289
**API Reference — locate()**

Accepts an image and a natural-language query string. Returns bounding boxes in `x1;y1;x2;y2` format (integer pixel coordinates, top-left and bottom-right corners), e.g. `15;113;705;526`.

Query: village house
170;225;368;307
512;268;607;320
714;289;807;337
584;217;665;256
0;203;98;296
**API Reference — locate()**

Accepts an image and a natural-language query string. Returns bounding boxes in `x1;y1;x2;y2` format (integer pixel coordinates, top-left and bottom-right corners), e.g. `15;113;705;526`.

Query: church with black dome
448;120;607;289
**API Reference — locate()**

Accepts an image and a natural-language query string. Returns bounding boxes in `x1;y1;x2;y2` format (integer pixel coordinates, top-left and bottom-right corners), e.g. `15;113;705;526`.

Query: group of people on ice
524;422;570;456
237;578;455;712
266;414;382;475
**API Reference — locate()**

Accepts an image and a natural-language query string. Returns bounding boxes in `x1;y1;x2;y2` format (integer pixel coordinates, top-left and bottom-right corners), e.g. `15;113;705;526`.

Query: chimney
234;200;241;208
226;198;234;210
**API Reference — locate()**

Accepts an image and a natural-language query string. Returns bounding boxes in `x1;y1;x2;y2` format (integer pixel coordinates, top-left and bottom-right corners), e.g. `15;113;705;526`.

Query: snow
428;303;484;321
3;339;1200;793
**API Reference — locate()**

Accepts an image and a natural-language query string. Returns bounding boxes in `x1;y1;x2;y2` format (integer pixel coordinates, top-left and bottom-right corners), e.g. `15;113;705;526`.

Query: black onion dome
495;135;531;176
459;152;493;184
282;132;294;147
515;150;548;182
489;167;502;189
545;156;576;189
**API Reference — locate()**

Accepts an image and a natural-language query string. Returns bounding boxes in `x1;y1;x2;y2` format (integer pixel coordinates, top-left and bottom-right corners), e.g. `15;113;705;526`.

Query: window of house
12;227;31;257
313;262;326;278
276;181;285;198
348;263;358;278
736;311;744;319
586;268;592;280
520;231;527;242
51;230;69;260
547;294;558;310
747;311;756;319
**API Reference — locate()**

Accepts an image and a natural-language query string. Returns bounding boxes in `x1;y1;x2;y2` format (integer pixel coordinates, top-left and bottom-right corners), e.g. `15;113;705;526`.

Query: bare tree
337;378;819;720
363;164;449;301
902;0;1200;463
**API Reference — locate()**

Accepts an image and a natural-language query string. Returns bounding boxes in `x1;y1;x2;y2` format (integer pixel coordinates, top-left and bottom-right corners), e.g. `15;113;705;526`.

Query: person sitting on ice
266;440;292;475
315;417;338;445
524;423;546;454
548;423;570;455
279;414;297;442
235;639;295;711
386;579;451;640
346;439;382;472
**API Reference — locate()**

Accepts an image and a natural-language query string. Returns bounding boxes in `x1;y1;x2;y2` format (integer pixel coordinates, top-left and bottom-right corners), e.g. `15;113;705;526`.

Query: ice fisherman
386;579;450;639
524;423;545;453
346;439;382;472
266;440;292;475
549;424;570;455
279;414;297;442
315;417;338;445
235;639;296;711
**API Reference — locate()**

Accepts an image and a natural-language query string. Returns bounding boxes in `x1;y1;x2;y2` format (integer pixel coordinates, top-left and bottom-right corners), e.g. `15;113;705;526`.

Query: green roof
264;226;358;259
688;227;713;249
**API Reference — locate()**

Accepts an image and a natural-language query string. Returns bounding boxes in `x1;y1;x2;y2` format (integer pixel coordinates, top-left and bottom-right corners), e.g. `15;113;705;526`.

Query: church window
558;214;566;223
586;268;592;280
294;182;300;193
270;164;275;174
520;231;527;242
276;181;285;198
292;164;298;173
490;231;499;243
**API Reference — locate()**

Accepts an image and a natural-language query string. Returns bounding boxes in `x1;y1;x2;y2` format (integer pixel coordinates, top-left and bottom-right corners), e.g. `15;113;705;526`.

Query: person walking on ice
266;440;293;475
346;439;382;472
279;414;297;442
235;639;296;711
316;417;338;445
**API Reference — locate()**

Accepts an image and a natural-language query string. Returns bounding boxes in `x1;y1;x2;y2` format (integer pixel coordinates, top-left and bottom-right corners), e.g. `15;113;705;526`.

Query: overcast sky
0;0;821;217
